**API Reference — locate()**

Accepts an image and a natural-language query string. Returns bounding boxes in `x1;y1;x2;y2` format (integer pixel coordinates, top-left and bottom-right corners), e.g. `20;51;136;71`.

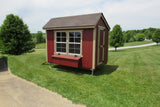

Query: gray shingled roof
43;13;110;30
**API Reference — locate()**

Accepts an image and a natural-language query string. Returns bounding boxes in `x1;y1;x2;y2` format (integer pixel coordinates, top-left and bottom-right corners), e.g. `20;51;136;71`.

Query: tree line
110;25;160;51
123;27;156;42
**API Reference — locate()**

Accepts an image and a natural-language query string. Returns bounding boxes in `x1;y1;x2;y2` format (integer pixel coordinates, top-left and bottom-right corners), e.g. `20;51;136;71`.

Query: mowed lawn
109;41;153;48
6;45;160;107
123;41;154;47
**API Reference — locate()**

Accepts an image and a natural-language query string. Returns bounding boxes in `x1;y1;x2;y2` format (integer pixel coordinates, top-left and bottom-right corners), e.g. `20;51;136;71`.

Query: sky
0;0;160;33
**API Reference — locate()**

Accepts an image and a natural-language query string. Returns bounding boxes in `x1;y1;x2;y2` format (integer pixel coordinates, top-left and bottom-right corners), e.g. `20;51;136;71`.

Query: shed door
97;26;105;65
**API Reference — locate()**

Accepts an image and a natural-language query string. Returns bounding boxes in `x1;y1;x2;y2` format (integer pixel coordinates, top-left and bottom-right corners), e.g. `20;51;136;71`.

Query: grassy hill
109;40;153;48
5;45;160;106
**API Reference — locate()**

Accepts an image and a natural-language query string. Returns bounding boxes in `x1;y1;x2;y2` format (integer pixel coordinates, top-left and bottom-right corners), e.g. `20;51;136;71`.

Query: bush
145;30;152;40
0;40;2;51
152;29;160;45
135;33;145;41
0;14;35;55
124;32;132;42
129;38;134;42
36;31;45;44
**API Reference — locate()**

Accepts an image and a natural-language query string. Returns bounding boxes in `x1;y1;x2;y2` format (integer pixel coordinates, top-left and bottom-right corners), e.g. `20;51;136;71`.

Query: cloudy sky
0;0;160;33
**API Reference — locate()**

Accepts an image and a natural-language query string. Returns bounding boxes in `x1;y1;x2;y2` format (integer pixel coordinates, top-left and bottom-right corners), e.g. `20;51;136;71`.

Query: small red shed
43;13;110;73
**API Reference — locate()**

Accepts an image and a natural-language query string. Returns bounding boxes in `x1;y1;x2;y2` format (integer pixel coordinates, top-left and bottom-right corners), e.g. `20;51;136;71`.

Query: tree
0;27;2;51
31;33;37;44
0;39;1;47
36;31;45;43
0;14;35;55
144;30;152;40
135;33;145;41
152;29;160;46
110;24;124;51
124;32;132;42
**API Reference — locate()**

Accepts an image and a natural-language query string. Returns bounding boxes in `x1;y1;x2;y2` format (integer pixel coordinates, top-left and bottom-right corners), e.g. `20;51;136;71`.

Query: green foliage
123;27;156;42
144;30;152;39
0;40;2;51
0;14;35;55
110;24;124;51
152;29;160;45
36;31;45;44
135;33;145;41
0;27;2;51
124;32;132;42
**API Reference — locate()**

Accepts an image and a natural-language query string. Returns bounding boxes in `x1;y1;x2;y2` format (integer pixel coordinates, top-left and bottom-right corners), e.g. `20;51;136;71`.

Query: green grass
36;43;46;49
5;46;160;107
123;41;154;47
109;41;154;48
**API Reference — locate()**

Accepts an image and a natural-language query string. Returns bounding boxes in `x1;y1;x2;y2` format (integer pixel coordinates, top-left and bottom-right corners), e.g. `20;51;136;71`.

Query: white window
55;31;82;55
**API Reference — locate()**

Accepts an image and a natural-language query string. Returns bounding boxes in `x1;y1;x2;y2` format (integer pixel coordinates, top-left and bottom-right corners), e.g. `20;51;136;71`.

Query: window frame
54;30;83;56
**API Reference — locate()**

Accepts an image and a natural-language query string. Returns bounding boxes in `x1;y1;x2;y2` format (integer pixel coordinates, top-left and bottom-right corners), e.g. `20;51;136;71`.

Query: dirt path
109;43;156;50
0;68;85;107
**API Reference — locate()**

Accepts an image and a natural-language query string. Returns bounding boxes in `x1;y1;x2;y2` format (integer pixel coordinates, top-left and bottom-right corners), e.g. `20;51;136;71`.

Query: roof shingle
43;13;109;30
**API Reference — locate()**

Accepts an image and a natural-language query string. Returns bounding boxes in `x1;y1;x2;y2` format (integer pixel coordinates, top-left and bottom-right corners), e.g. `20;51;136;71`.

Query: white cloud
102;0;160;30
0;0;160;32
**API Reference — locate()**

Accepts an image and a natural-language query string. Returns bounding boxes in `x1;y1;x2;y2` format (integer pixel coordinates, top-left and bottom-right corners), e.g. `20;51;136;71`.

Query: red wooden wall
46;29;93;70
47;30;54;63
81;28;93;69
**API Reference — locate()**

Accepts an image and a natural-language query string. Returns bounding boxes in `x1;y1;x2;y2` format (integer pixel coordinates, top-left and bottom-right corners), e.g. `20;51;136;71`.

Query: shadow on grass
94;65;119;76
50;64;118;76
0;56;8;72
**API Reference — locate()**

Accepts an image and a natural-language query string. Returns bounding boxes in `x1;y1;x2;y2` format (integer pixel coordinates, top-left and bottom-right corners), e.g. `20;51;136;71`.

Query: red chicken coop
43;13;110;74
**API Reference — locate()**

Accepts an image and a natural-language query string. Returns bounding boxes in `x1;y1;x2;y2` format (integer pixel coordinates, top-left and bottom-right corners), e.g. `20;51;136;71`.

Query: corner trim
46;31;48;62
92;27;96;69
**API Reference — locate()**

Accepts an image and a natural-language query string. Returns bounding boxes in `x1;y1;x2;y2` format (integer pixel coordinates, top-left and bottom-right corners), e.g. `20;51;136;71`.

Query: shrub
135;33;145;41
0;14;35;55
152;29;160;45
36;31;45;43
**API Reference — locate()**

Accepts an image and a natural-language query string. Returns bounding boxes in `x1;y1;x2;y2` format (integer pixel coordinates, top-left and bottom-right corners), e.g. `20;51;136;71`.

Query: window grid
55;31;81;55
69;32;81;54
56;32;66;53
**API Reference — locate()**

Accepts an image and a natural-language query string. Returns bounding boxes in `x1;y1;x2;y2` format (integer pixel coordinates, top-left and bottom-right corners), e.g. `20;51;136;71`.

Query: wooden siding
47;30;54;63
46;29;93;69
95;17;109;67
81;28;93;69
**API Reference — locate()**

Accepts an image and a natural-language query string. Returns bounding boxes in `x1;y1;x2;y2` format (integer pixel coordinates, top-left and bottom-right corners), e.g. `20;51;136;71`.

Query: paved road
109;43;156;50
0;68;85;107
